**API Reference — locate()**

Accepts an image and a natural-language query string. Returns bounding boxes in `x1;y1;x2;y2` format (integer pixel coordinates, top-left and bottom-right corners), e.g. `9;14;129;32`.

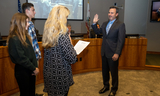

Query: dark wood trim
147;51;160;54
119;67;145;70
145;65;160;71
0;89;19;96
72;68;102;75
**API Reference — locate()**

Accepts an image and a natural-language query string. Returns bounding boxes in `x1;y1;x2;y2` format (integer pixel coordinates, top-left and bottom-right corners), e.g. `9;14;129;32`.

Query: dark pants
102;55;119;92
15;65;36;96
64;90;69;96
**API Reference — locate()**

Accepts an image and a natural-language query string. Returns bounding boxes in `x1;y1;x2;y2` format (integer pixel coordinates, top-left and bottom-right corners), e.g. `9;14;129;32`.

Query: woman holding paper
42;5;77;96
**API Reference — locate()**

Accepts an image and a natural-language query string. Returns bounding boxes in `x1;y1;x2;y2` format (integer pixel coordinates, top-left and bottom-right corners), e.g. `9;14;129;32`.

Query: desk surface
71;33;87;37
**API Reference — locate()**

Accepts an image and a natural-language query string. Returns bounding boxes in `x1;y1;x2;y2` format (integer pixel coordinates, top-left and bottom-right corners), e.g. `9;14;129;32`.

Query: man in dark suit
91;6;126;96
67;24;75;35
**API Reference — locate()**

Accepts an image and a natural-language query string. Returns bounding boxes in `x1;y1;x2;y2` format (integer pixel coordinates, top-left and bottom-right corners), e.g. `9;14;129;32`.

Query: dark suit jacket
91;20;126;58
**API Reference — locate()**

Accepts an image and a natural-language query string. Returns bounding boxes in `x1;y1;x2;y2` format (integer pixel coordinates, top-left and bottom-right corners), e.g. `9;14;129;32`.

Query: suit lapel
104;21;109;36
107;20;118;35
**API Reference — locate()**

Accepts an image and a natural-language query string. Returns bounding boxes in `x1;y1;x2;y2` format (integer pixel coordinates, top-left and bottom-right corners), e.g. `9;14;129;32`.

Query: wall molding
147;51;160;54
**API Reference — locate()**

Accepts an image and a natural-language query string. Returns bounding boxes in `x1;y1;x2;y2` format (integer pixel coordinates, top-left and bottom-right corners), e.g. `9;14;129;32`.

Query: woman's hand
32;68;39;75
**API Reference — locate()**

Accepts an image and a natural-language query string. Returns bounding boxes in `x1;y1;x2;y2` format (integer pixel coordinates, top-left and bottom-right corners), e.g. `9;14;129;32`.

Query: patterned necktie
106;22;112;34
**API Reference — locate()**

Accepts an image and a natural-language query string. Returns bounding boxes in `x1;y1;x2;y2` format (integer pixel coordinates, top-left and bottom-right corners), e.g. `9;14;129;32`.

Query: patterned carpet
11;70;160;96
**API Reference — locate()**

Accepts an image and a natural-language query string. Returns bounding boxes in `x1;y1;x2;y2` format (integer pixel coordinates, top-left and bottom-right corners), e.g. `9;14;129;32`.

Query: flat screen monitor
26;0;84;21
150;0;160;22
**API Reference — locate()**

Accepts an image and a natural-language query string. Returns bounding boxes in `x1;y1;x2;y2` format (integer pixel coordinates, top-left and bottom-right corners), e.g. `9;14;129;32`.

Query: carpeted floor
11;70;160;96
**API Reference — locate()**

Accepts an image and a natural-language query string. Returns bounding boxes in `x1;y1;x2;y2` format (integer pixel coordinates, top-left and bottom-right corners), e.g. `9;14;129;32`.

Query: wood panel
0;37;148;96
36;42;44;83
72;38;102;74
119;37;147;69
147;51;160;54
71;52;85;72
145;65;160;71
0;59;2;95
119;45;128;67
71;39;86;72
0;46;9;58
97;45;102;68
36;50;44;82
0;58;18;93
83;46;100;69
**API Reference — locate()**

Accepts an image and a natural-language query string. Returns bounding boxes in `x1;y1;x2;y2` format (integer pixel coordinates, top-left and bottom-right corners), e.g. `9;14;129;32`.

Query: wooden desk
119;37;147;69
0;37;147;96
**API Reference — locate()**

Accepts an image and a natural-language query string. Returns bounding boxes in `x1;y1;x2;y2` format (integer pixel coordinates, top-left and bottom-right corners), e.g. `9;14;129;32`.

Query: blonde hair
42;5;70;48
7;13;31;46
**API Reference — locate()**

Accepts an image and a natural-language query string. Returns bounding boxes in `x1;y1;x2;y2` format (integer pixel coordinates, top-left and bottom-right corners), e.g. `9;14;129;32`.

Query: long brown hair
7;13;31;46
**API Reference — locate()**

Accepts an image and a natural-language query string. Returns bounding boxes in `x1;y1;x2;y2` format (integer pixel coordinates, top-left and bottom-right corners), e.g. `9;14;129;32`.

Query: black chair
0;40;6;46
0;32;2;40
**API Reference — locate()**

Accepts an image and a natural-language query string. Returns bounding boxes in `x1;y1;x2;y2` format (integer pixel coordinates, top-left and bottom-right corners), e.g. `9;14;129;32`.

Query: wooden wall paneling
119;38;129;67
72;38;102;74
123;45;131;67
36;50;44;83
71;39;85;72
0;46;9;58
71;51;85;72
96;38;102;68
97;45;102;68
134;39;142;67
119;45;128;67
82;39;100;69
39;50;44;80
36;43;44;84
96;38;102;46
127;38;140;67
83;45;99;69
138;39;147;67
0;46;3;58
0;59;2;94
128;38;138;45
1;57;18;93
136;38;147;67
138;45;147;67
129;45;139;67
141;45;147;66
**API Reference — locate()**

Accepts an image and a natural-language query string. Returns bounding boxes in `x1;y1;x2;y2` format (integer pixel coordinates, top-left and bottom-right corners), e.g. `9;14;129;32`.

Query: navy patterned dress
43;33;77;96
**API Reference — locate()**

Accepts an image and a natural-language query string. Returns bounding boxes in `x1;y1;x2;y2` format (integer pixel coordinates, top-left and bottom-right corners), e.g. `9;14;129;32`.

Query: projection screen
26;0;84;21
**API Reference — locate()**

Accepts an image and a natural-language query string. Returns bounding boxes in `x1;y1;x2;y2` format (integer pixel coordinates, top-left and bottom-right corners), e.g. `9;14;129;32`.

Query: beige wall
146;0;160;52
0;0;124;35
1;0;159;52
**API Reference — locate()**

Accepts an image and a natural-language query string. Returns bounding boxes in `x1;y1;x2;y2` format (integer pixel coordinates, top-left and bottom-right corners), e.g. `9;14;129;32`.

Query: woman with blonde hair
7;13;39;96
42;5;77;96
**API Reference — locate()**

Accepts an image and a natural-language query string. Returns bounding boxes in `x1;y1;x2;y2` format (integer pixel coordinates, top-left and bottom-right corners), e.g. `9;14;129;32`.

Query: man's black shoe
99;86;109;94
108;91;116;96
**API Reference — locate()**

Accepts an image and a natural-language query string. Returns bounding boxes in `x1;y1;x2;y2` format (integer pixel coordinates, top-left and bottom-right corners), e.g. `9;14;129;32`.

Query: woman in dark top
42;5;77;96
7;13;39;96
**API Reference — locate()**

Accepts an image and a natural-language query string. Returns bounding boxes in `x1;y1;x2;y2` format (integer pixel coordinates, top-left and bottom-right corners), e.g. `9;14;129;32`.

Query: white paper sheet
74;40;90;55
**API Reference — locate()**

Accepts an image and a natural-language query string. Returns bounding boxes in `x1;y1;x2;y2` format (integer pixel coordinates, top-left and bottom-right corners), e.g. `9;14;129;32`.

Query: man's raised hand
93;14;99;23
